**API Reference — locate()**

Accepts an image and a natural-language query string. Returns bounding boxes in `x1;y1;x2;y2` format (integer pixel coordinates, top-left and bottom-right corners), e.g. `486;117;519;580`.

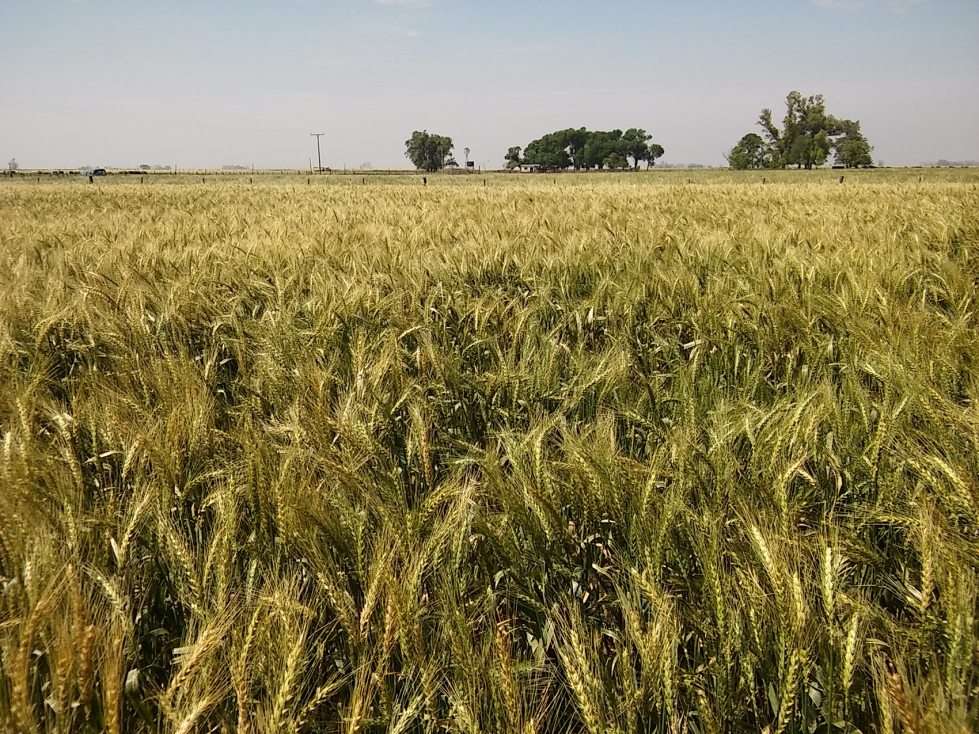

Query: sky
1;0;977;170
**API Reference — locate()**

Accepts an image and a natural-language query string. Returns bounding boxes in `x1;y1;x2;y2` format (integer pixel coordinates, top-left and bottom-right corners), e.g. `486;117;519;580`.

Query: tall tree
622;128;652;170
557;128;590;170
784;92;837;169
405;131;455;172
740;91;873;170
726;133;769;170
504;146;523;170
757;108;782;165
834;120;874;168
646;143;665;168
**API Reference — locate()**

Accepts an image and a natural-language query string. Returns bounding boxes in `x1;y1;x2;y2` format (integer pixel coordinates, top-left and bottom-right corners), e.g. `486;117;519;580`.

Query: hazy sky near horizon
2;0;977;170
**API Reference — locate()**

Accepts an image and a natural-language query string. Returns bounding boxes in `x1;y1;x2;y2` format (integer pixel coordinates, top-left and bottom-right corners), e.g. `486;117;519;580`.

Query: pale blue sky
1;0;976;169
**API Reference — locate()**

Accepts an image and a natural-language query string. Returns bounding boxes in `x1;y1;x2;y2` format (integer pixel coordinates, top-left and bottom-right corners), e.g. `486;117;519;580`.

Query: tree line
405;128;665;172
505;128;665;171
728;91;874;170
403;91;874;172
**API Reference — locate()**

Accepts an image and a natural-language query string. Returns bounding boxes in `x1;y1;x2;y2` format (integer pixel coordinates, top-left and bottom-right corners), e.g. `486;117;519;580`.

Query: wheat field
1;172;977;733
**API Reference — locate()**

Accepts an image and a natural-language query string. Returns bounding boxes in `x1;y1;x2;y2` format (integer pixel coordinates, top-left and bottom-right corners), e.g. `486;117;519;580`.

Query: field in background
1;172;977;733
7;166;979;187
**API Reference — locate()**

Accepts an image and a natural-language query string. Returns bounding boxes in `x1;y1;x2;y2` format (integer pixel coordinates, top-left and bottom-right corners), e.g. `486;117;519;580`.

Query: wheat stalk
885;664;920;734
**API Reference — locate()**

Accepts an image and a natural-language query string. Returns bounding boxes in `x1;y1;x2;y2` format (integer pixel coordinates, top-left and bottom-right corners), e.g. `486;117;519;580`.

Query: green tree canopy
646;143;665;169
557;128;590;169
523;133;572;169
834;120;874;168
582;130;627;170
508;128;664;171
604;152;629;170
622;128;651;170
620;129;665;170
405;131;456;172
732;91;874;170
726;133;769;170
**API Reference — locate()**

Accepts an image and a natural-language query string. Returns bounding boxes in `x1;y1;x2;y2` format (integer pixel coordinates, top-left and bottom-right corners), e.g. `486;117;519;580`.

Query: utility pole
311;133;324;173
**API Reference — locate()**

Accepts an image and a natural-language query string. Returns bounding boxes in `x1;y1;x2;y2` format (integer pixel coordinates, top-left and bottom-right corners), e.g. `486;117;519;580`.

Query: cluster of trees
405;94;875;174
505;128;665;171
405;130;456;172
728;91;874;170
